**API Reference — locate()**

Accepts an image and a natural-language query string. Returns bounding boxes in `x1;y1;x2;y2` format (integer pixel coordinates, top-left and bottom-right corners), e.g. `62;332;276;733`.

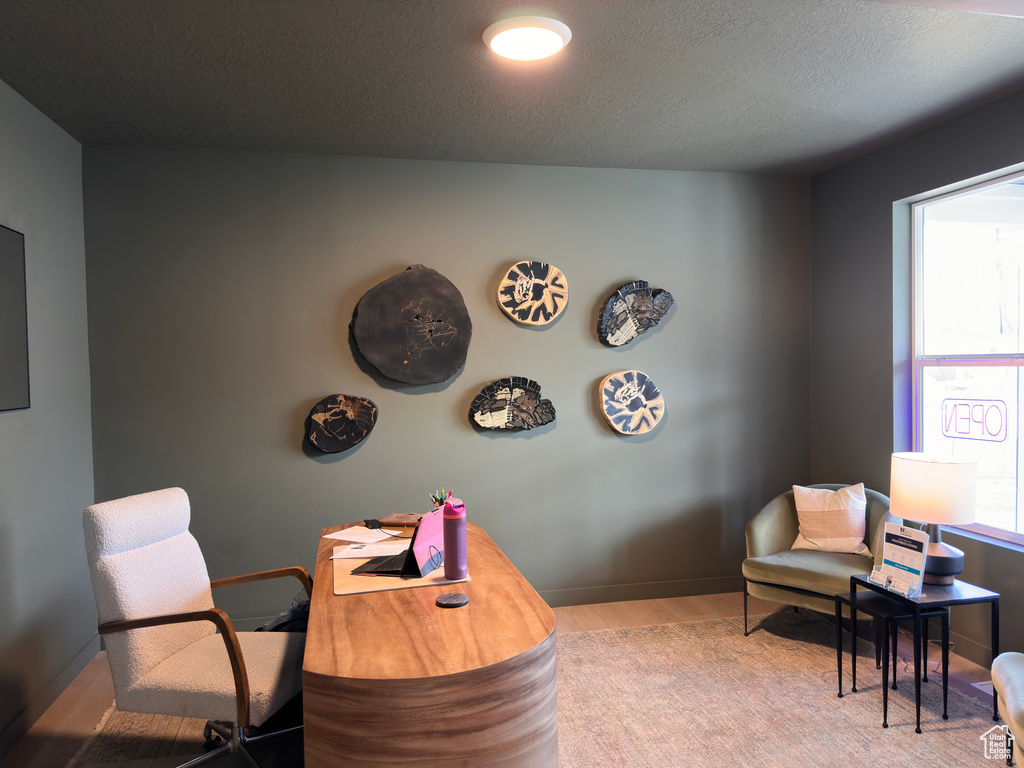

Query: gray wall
0;81;95;756
811;87;1024;665
83;146;812;620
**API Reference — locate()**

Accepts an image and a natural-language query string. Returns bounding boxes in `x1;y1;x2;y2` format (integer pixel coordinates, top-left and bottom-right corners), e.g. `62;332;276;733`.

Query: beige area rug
66;695;303;767
69;612;997;767
66;707;208;768
556;611;997;768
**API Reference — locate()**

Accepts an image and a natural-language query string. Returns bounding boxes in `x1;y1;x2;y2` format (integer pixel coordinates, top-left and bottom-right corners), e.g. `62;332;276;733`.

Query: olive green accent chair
993;652;1024;765
742;484;898;635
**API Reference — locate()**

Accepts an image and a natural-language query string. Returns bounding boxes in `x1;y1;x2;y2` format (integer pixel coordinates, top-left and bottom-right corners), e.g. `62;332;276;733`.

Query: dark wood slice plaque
351;264;473;385
307;394;378;453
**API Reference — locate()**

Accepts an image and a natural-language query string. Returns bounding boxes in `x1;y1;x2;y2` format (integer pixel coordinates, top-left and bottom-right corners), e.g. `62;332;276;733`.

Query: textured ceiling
2;0;1024;175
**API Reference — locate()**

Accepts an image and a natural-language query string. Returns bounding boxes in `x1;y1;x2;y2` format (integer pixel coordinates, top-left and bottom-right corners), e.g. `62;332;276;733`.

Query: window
913;171;1024;544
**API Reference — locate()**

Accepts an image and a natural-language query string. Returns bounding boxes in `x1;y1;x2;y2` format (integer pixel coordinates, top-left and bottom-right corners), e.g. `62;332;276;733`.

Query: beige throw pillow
791;483;871;556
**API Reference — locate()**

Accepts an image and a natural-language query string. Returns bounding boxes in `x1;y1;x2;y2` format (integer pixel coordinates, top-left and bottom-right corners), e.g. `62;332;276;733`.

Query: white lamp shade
483;16;572;60
889;452;977;526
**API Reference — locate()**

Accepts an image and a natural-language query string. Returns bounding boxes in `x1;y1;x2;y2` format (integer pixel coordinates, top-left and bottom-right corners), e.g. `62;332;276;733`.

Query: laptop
350;508;444;577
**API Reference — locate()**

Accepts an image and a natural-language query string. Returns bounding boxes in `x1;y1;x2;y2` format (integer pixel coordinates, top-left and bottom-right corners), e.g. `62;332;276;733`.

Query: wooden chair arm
210;566;313;598
98;608;251;727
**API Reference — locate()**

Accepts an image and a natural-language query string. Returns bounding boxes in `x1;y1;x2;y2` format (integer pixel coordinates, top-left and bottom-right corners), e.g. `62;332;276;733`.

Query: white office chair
83;487;310;767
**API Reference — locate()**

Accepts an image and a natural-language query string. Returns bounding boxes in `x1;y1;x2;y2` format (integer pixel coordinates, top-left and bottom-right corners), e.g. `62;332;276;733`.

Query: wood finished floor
4;592;993;768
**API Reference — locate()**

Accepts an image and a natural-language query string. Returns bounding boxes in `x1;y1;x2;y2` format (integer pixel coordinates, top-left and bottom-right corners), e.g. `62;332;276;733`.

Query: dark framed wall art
0;223;29;411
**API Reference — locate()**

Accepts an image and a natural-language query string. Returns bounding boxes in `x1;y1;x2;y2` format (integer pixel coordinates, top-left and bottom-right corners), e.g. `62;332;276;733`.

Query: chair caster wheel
202;724;224;751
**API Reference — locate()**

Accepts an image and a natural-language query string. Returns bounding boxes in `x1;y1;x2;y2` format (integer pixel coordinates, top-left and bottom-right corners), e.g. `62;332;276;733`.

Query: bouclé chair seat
118;630;305;726
992;652;1024;765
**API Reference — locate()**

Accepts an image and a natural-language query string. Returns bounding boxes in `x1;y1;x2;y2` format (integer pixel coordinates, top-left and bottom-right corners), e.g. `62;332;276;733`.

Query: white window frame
911;168;1024;547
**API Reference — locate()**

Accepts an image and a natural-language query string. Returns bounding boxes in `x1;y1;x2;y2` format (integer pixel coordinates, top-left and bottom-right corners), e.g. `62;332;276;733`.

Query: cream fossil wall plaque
496;260;568;326
600;370;665;435
470;376;555;430
351;265;472;385
598;280;674;347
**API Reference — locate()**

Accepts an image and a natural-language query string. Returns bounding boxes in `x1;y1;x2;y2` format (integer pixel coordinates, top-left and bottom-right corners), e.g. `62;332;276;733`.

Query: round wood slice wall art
496;260;568;326
470;376;556;430
598;280;674;347
351;264;472;385
307;394;378;453
599;370;665;435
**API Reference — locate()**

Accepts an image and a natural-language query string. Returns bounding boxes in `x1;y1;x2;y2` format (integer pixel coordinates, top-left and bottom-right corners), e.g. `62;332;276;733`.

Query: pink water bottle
442;498;467;580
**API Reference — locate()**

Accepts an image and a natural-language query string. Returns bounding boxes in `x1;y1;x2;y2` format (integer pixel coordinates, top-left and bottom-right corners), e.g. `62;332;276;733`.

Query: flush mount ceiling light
483;16;572;60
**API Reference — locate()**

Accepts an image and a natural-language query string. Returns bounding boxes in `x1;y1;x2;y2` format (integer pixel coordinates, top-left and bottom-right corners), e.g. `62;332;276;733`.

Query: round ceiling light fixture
483;16;572;61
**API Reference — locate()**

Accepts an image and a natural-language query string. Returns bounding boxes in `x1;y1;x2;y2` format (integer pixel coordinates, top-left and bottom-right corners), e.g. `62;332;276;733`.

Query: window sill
944;524;1024;556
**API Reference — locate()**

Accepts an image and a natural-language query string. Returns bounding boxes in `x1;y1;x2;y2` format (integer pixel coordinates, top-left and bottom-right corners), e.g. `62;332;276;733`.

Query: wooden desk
303;522;558;767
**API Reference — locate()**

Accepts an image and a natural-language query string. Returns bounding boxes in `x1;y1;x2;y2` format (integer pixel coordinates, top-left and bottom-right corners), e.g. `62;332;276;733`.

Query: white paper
331;543;410;560
322;526;403;544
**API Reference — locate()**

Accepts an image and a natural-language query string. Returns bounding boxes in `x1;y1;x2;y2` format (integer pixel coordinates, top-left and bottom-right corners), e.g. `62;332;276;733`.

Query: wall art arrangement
305;259;675;453
496;260;569;326
351;264;473;385
307;394;379;453
469;376;556;430
599;370;665;435
598;280;674;347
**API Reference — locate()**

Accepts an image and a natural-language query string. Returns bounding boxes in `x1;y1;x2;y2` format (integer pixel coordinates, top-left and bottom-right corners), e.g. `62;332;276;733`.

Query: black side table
835;590;949;729
852;573;1000;732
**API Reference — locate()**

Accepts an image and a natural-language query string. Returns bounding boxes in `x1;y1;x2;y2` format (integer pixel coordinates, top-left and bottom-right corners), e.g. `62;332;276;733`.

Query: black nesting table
835;588;949;729
850;573;1000;732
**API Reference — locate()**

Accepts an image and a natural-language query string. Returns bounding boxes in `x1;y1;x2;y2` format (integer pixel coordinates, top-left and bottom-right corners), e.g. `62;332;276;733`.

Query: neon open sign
941;399;1007;443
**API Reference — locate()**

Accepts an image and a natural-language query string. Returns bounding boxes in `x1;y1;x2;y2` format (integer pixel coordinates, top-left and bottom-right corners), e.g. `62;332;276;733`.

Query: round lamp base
922;539;964;586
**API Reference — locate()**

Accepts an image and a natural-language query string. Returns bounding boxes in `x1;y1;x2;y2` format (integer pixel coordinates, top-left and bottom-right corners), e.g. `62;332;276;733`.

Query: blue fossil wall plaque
600;370;665;435
598;280;673;347
470;376;555;430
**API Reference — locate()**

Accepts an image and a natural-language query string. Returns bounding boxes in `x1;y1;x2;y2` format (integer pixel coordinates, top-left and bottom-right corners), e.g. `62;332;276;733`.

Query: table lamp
889;452;977;585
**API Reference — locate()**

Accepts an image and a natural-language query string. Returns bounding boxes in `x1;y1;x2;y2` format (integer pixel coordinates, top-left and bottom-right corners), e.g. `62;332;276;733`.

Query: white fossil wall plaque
496;260;568;326
599;370;665;435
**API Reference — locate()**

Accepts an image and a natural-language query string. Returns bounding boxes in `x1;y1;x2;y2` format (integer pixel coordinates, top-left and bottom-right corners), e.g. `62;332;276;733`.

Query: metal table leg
942;610;949;720
836;596;844;699
993;599;1001;722
883;616;891;728
891;615;899;690
922;615;930;683
852;602;859;693
914;608;922;734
